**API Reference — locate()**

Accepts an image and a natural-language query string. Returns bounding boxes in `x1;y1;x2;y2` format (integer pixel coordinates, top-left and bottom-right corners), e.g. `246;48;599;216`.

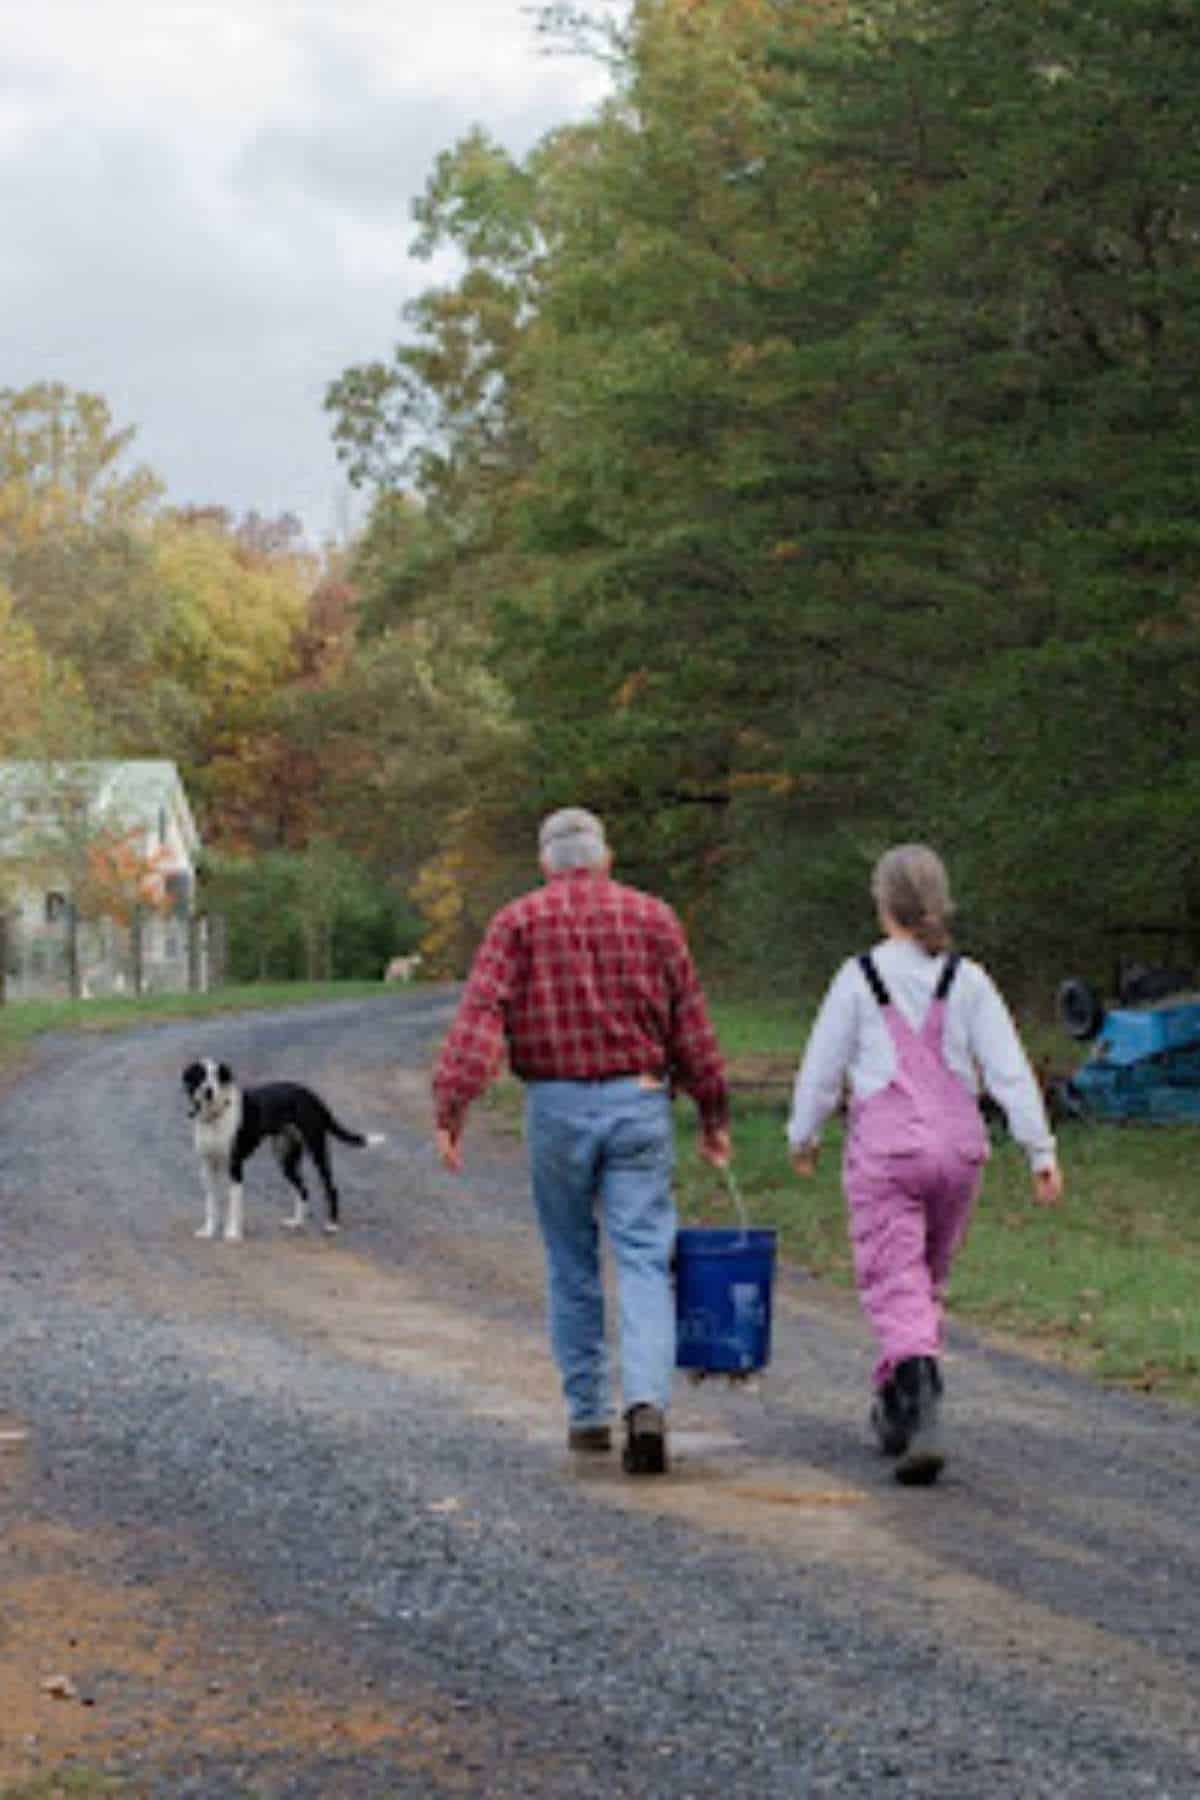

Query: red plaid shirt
432;869;728;1134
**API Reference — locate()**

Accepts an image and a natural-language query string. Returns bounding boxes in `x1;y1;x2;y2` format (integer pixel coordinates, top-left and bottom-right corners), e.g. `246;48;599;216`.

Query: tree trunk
66;903;81;1000
132;904;145;998
187;913;202;992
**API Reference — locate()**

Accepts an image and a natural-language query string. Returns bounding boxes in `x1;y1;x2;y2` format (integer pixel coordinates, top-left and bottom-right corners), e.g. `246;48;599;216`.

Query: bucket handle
720;1163;751;1239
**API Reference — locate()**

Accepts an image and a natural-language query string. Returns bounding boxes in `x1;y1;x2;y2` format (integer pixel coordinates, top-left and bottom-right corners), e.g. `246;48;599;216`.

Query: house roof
0;759;201;859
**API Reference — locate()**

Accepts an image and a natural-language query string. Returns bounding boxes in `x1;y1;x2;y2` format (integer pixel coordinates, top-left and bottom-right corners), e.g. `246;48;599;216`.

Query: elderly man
432;807;731;1475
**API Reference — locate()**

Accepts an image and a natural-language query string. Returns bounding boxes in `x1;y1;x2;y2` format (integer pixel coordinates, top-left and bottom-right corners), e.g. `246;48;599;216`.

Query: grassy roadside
673;999;1200;1405
0;1773;119;1799
0;981;392;1075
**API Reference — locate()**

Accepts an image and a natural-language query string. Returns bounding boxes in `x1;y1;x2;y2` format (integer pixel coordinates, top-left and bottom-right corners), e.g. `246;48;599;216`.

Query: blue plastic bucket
674;1227;777;1374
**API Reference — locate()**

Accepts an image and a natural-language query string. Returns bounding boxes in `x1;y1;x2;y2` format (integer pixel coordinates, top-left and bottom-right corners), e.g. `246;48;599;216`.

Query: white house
0;759;205;997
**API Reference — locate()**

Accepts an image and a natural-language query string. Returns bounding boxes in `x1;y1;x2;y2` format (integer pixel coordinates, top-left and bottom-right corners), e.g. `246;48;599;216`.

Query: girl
787;845;1062;1485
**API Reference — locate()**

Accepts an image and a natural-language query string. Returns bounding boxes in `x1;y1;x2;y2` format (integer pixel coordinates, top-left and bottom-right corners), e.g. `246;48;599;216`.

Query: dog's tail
325;1112;387;1150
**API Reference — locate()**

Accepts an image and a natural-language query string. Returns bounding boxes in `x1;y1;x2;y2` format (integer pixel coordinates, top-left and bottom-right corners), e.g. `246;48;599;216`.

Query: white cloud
0;1;615;539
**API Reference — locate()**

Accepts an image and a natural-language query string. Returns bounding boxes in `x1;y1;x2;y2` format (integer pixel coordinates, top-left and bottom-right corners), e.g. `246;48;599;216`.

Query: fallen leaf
40;1674;79;1700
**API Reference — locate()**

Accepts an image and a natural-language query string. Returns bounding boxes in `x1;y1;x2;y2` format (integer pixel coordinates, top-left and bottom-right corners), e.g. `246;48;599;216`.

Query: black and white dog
182;1058;386;1242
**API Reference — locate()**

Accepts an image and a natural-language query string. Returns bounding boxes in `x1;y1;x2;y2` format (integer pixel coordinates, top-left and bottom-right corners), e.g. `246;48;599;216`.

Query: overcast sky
0;2;615;542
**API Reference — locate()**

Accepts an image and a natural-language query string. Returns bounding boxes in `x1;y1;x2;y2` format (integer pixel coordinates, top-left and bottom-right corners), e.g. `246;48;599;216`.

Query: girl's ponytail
870;845;954;956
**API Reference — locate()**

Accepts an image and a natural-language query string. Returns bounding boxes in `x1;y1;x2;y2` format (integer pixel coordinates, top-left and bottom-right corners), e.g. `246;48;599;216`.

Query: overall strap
858;953;891;1007
934;953;961;1001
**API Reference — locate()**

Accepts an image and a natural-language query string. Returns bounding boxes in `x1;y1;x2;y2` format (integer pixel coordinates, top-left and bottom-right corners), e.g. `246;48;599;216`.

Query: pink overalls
844;953;989;1388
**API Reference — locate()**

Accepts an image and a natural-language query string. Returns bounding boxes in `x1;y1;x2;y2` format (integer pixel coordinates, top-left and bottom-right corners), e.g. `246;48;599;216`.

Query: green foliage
201;849;420;983
321;0;1200;986
6;9;1198;994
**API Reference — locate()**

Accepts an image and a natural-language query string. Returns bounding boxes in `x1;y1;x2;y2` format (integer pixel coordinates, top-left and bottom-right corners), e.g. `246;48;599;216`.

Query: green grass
0;980;392;1072
0;1771;122;1798
673;999;1200;1403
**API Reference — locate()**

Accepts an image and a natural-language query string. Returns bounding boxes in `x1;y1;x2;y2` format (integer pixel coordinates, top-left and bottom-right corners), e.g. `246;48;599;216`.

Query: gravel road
1;993;1199;1798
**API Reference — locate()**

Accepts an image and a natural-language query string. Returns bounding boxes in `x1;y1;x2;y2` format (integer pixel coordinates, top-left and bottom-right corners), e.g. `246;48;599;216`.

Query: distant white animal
384;953;423;983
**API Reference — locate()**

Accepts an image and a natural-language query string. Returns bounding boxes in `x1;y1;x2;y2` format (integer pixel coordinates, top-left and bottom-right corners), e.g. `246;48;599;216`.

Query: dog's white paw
322;1220;340;1236
195;1224;217;1240
366;1133;386;1149
282;1216;305;1231
223;1227;244;1243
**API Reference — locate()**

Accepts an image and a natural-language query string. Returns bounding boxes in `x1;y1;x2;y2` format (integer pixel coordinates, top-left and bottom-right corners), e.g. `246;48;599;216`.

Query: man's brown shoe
568;1423;613;1453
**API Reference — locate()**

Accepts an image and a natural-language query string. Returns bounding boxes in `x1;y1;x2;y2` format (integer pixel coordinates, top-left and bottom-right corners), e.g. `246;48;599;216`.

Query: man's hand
1032;1163;1063;1206
790;1145;818;1178
699;1126;732;1169
436;1124;463;1173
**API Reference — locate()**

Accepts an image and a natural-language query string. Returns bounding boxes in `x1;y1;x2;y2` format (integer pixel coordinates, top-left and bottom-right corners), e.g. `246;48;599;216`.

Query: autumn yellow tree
0;382;161;545
149;510;313;840
0;586;93;759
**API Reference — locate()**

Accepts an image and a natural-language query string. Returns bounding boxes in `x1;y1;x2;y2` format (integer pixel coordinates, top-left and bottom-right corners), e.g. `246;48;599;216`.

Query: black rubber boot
892;1356;945;1486
870;1378;911;1457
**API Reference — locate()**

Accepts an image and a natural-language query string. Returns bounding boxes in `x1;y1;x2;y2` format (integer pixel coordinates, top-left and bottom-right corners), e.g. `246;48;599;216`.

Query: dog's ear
217;1062;233;1086
182;1062;203;1091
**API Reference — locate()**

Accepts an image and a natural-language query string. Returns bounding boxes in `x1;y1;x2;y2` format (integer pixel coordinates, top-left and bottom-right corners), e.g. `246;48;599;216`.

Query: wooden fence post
66;902;81;1001
132;903;145;998
187;913;202;992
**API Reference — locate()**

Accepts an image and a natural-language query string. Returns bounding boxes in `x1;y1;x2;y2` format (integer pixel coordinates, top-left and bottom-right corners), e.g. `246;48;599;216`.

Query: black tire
1058;977;1105;1042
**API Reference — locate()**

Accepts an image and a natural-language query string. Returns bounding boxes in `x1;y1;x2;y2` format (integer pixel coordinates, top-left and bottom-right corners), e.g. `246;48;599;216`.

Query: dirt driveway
1;994;1199;1797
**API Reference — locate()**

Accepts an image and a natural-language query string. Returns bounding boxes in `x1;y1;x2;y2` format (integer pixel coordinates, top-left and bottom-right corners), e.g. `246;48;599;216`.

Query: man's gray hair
538;807;609;872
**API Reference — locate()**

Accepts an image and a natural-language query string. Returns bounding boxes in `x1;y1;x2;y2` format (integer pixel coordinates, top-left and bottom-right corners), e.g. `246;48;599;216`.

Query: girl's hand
1032;1164;1063;1206
790;1146;818;1178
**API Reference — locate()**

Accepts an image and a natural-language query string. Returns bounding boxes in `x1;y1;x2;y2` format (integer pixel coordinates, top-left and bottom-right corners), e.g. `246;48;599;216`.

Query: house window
45;891;68;924
164;870;192;920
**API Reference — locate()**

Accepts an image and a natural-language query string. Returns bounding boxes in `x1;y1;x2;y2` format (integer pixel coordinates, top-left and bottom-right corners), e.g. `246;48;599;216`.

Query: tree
0;382;161;542
324;0;1200;988
0;587;92;759
0;384;184;754
788;0;1200;983
81;826;175;929
202;847;420;982
149;508;312;837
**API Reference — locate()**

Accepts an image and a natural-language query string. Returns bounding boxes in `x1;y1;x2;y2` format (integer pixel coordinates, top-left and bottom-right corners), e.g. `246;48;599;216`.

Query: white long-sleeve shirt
786;938;1057;1171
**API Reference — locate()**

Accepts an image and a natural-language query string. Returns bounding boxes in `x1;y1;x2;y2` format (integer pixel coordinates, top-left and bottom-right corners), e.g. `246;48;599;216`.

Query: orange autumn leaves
82;830;176;928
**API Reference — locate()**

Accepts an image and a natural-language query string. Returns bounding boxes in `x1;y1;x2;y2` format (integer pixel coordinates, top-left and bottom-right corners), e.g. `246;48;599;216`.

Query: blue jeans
525;1078;676;1425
